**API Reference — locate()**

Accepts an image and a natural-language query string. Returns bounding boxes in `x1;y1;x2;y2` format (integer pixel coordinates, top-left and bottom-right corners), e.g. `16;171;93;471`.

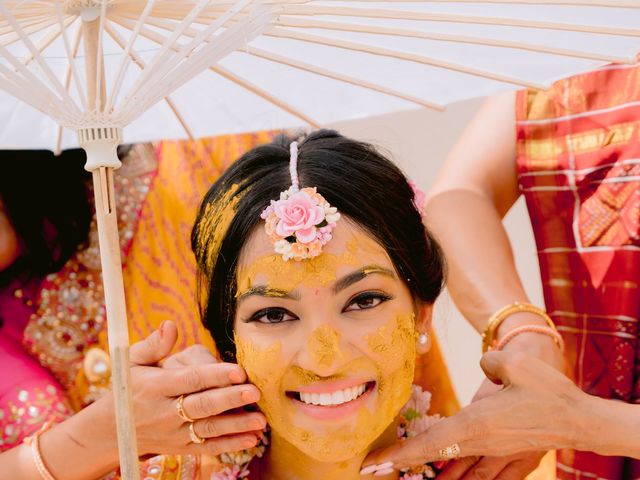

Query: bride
191;130;448;479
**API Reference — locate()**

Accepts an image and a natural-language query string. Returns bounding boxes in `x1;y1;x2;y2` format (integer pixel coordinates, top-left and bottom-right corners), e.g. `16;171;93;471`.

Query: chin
271;383;396;463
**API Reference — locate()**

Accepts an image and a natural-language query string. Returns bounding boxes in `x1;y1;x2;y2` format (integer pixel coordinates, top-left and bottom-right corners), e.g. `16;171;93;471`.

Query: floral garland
212;385;445;479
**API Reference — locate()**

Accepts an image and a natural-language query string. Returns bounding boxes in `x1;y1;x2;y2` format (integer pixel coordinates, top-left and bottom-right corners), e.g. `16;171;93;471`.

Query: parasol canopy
1;1;640;478
1;1;640;150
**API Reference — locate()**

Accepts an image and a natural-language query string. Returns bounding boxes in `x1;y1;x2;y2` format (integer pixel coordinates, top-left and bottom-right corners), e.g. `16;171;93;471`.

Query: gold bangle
482;302;556;353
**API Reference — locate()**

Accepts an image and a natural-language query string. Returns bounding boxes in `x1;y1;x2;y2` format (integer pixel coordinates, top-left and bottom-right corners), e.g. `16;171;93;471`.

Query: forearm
425;189;533;332
0;396;120;480
574;394;640;459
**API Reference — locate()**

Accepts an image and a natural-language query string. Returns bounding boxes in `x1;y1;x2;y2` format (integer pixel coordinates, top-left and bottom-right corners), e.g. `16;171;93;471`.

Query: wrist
495;311;552;339
571;392;609;453
574;393;640;458
42;396;121;480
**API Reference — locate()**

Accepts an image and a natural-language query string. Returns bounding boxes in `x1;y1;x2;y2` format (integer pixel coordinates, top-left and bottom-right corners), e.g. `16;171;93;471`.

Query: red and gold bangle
495;325;565;352
23;419;57;480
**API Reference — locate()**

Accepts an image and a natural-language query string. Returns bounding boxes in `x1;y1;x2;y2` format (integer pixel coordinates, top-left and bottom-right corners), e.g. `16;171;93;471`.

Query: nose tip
307;324;342;369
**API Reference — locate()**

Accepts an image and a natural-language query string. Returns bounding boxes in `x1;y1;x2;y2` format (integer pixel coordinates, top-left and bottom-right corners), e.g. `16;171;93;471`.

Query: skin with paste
233;219;430;480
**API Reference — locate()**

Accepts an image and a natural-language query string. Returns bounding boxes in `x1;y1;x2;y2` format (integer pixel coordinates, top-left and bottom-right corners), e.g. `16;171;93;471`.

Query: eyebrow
237;286;301;302
332;265;396;294
237;265;395;302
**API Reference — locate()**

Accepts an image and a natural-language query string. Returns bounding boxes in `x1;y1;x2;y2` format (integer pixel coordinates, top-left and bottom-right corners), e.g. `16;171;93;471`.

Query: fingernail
241;389;258;403
228;370;243;383
374;467;394;476
377;462;394;470
243;437;257;448
360;465;378;475
158;320;168;338
249;419;263;430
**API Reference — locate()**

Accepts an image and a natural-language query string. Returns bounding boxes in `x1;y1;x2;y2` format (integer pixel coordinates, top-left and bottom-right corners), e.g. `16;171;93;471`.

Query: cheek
365;312;417;390
235;335;284;391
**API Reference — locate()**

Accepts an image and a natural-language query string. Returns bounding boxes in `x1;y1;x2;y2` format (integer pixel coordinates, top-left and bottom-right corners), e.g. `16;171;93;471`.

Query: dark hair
0;149;92;285
192;130;445;361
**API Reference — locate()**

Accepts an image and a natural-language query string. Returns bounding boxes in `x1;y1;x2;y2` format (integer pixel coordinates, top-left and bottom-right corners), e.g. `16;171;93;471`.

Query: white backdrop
332;99;544;405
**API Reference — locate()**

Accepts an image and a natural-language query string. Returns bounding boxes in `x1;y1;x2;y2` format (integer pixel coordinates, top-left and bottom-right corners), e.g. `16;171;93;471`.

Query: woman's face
234;220;425;462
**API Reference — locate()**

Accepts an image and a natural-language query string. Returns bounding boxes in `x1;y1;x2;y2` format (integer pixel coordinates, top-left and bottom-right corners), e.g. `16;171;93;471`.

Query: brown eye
344;292;392;312
249;308;296;324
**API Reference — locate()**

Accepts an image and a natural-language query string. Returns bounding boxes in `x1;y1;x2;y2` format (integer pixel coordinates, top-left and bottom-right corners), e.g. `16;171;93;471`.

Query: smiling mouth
287;381;375;407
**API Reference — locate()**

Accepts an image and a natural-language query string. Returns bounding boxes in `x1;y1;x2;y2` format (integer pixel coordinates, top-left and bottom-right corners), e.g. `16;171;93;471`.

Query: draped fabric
5;130;458;478
516;62;640;480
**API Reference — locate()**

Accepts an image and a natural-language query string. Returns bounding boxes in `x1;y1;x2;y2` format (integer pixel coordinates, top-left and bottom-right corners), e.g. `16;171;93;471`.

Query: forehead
237;219;394;289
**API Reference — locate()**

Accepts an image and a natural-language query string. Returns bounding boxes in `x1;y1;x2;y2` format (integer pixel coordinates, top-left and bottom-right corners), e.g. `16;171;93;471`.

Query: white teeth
331;391;345;405
297;383;368;406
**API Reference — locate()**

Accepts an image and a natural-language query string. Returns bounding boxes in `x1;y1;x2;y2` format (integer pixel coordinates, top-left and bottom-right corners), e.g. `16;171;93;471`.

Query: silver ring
438;443;461;460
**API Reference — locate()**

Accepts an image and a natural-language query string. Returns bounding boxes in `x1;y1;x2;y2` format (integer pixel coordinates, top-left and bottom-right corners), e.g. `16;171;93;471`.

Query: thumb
479;350;513;387
130;320;178;366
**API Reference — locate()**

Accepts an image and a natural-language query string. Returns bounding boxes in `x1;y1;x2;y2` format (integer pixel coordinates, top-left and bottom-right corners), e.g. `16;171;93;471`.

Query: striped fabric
516;62;640;480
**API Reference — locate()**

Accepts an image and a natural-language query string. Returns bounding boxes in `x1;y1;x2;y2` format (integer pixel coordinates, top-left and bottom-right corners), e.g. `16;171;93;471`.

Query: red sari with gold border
516;62;640;479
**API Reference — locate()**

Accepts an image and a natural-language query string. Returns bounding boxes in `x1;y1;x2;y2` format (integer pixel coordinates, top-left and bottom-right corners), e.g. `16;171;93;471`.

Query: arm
425;91;563;360
364;351;640;467
0;322;266;480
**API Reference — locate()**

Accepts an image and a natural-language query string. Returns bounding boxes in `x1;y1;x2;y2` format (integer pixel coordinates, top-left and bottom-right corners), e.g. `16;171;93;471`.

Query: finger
494;453;545;480
438;457;482;480
363;415;467;470
162;363;249;396
163;345;218;369
192;411;267;439
479;351;512;387
130;321;178;366
182;384;261;418
188;432;262;457
460;457;508;480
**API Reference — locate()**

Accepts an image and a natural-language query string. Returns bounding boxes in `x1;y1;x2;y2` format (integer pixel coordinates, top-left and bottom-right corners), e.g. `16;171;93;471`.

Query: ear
415;302;433;355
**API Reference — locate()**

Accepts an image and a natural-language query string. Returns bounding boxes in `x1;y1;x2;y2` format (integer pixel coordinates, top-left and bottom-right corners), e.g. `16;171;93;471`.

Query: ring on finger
177;394;195;423
189;422;206;444
438;443;461;460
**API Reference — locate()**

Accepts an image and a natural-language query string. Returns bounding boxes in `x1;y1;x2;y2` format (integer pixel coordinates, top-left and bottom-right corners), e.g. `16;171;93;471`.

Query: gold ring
177;394;195;423
188;422;205;444
438;443;461;460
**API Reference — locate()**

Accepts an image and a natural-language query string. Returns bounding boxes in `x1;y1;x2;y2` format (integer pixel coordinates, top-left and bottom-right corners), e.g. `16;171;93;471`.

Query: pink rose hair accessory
409;180;426;216
260;141;341;261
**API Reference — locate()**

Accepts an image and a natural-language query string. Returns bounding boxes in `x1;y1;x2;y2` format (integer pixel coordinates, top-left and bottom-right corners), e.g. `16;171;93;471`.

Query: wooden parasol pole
79;14;141;480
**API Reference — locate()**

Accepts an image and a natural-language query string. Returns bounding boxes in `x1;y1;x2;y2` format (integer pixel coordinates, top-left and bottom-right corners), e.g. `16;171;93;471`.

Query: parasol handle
80;128;140;480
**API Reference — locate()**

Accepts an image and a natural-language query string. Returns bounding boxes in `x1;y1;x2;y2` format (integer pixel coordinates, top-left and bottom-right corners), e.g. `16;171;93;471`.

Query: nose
297;323;347;376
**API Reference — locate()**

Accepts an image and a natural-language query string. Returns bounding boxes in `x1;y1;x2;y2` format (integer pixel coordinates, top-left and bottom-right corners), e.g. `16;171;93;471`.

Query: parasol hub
78;127;122;172
64;0;112;21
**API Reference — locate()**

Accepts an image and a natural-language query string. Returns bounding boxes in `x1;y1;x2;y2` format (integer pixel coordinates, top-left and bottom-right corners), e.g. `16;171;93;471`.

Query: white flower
274;239;292;255
325;211;340;224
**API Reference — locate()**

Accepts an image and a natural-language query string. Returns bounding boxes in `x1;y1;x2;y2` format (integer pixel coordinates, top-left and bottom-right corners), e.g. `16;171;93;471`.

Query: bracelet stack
482;301;563;353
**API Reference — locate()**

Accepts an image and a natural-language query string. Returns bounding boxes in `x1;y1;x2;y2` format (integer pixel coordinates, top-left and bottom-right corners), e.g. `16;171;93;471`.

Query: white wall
331;100;543;405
